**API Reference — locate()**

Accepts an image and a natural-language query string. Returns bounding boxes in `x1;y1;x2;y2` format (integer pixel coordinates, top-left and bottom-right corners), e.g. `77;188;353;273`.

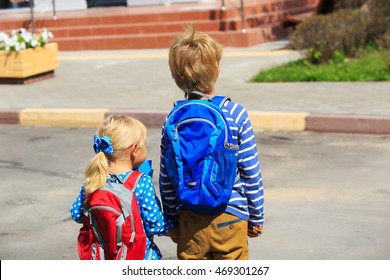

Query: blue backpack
162;91;239;214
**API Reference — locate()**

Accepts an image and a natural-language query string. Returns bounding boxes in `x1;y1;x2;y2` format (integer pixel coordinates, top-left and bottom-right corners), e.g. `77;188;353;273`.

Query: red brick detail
0;109;21;125
0;0;319;50
306;114;390;135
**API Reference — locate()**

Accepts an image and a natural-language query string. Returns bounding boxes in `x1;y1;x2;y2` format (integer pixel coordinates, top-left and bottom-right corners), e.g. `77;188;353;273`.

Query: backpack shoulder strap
123;171;143;192
212;96;231;108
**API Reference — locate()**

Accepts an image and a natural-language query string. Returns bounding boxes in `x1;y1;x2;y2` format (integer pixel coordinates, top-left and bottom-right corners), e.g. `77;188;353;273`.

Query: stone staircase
0;0;319;51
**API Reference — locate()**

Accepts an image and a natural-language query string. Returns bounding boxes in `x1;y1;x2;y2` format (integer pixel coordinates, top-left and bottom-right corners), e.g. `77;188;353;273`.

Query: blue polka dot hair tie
93;135;114;155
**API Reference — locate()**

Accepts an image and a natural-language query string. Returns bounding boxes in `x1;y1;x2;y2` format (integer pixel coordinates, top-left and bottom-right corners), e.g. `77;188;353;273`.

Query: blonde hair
168;24;223;94
84;115;147;195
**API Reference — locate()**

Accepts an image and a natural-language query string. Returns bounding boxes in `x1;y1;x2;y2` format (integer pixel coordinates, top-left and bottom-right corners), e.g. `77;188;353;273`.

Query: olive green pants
177;211;248;260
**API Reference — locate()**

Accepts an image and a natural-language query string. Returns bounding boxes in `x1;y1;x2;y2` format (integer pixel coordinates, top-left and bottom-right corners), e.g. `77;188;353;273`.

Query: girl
77;114;175;260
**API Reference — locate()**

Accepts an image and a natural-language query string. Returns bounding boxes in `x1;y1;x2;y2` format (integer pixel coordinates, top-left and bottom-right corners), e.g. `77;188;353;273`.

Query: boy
159;25;264;260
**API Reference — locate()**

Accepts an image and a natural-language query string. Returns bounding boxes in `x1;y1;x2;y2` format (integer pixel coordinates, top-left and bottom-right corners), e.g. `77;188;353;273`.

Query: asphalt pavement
1;126;389;260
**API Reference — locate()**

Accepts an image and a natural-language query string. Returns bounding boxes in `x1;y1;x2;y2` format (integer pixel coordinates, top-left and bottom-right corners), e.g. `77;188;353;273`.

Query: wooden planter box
0;43;59;84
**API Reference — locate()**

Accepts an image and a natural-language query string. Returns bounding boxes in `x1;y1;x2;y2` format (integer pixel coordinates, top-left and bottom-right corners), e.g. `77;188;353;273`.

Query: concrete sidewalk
1;40;390;134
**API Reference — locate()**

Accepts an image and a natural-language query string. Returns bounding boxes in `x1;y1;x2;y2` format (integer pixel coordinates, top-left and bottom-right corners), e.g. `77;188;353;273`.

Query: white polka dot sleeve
135;175;174;236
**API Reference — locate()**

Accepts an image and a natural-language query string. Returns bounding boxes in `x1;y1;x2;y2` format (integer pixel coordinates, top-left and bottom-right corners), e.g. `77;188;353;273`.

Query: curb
1;108;390;135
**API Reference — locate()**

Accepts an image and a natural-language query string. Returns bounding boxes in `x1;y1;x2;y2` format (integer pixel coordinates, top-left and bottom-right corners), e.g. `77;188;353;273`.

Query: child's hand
247;231;260;238
248;225;263;238
165;223;178;242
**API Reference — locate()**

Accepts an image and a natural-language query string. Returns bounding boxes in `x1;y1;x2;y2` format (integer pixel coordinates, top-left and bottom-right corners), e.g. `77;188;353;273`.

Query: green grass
251;50;390;82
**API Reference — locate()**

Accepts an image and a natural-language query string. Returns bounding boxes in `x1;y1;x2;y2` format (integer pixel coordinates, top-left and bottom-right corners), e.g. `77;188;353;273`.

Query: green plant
331;50;346;64
375;31;390;50
334;0;367;10
366;0;390;43
251;48;390;82
383;50;390;72
290;9;368;64
0;28;54;52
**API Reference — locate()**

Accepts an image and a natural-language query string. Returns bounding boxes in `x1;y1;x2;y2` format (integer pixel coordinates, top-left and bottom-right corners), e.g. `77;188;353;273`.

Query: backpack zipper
172;102;229;144
174;117;216;141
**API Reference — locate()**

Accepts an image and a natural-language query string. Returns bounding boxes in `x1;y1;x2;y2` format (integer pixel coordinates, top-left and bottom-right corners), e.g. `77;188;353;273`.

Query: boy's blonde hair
84;115;147;195
168;25;223;94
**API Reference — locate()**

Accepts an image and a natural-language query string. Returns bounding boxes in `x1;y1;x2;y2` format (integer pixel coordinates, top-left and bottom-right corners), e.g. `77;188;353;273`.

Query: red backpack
77;171;147;260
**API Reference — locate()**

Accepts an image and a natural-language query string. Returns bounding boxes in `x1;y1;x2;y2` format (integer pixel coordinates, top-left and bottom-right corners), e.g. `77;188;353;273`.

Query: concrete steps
0;0;319;50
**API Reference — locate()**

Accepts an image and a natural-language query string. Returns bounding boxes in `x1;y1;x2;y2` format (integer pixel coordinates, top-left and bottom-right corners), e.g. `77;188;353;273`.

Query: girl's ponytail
84;151;110;195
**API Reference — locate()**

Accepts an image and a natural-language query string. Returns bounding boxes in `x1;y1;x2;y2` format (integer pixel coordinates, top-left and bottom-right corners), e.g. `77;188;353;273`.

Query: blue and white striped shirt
159;99;264;227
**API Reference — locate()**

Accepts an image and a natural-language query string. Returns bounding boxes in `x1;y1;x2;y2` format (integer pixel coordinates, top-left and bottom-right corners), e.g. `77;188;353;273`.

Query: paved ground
1;40;390;133
0;126;389;260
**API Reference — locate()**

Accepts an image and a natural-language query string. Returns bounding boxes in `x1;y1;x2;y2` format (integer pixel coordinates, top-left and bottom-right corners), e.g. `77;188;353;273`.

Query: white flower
31;39;38;48
0;32;7;41
21;32;32;43
4;37;12;46
14;42;21;51
0;28;54;52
